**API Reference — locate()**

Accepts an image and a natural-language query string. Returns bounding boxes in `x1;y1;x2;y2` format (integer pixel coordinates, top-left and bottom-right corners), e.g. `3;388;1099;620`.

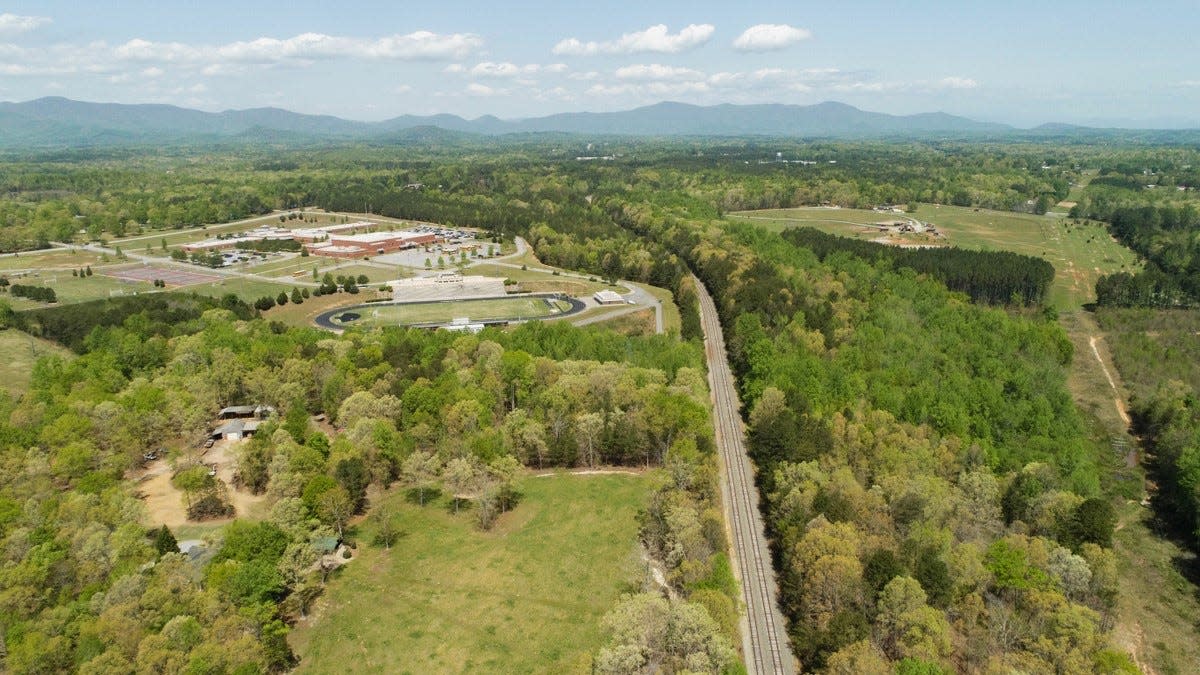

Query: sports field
331;296;574;328
289;472;650;674
0;248;110;272
3;272;156;309
730;204;1141;310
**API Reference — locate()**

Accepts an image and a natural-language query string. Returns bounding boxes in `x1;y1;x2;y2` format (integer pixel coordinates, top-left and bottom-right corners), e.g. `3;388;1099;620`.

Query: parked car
207;464;217;477
142;450;158;461
204;438;214;448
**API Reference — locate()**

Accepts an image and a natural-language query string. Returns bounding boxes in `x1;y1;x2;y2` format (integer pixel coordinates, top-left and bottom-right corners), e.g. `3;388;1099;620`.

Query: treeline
7;283;57;303
236;238;302;253
6;292;256;353
1131;388;1200;553
780;226;1055;305
1075;192;1200;307
1096;308;1200;554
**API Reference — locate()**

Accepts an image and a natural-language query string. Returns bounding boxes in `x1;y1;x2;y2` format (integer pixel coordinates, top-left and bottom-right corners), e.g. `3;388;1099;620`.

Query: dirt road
695;275;795;675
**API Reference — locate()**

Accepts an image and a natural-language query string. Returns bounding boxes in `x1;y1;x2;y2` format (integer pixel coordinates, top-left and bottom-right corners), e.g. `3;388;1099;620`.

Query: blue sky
0;1;1196;127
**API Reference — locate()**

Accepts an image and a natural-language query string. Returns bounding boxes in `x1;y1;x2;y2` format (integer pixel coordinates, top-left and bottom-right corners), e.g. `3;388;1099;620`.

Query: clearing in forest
289;473;650;674
0;329;73;396
730;204;1140;310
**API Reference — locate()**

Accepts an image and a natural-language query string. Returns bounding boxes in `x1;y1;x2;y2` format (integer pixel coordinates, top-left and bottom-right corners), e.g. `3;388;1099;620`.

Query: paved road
695;275;795;675
55;241;322;288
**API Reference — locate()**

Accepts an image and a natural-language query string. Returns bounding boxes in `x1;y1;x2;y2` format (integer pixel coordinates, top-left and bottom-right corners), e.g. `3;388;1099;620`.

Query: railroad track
695;276;795;675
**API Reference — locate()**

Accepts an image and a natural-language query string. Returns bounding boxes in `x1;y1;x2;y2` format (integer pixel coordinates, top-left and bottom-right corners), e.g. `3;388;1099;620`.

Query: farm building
211;418;262;441
218;404;276;419
593;290;626;305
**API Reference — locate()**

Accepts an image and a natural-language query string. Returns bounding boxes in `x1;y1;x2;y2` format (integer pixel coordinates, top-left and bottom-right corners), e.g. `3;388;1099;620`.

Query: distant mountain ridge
0;96;1189;148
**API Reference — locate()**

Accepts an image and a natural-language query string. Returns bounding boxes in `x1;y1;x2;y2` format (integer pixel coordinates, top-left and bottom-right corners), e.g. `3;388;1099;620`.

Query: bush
188;493;235;520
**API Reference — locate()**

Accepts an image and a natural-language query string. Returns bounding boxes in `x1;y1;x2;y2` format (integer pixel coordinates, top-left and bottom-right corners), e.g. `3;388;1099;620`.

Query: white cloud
114;30;482;65
141;67;164;78
568;70;601;81
732;24;811;51
465;82;505;96
0;13;50;35
615;64;705;81
936;76;979;90
553;23;714;55
468;61;544;77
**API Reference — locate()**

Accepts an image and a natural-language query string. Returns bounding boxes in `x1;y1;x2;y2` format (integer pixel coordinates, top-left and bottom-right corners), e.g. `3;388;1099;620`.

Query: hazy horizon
1;1;1197;128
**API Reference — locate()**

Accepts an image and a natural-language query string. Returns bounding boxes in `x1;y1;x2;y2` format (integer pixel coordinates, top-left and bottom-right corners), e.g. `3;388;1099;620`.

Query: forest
2;137;1194;672
779;226;1055;305
0;294;738;673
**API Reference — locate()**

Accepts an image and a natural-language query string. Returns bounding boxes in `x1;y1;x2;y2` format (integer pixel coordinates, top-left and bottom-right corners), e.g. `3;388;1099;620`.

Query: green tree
153;524;178;556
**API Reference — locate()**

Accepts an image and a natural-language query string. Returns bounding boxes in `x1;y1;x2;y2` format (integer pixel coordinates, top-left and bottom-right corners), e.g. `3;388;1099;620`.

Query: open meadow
0;329;73;396
730;204;1141;310
289;472;650;674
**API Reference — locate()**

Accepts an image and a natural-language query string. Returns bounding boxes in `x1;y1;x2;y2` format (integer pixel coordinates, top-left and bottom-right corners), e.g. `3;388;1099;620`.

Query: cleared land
471;263;610;295
334;296;572;328
178;277;300;302
0;248;110;272
1057;308;1200;674
0;329;73;396
4;272;156;309
289;473;650;674
730;204;1140;310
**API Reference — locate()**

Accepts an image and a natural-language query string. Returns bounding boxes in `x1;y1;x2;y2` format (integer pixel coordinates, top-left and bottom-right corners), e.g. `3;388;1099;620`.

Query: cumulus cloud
615;64;705;81
0;13;50;35
469;61;529;77
936;76;979;90
465;82;505;96
732;24;811;51
115;30;482;65
553;23;714;55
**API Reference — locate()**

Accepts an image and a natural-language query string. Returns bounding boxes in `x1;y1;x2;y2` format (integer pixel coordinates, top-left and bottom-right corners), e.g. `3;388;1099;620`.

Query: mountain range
0;97;1191;148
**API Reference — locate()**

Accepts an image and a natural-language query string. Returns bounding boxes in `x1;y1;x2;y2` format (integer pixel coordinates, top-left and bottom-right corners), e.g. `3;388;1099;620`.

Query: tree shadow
402;486;442;506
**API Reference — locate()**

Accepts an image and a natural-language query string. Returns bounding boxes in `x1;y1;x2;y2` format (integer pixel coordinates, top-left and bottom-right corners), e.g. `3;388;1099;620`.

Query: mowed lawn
6;271;156;309
290;473;650;674
729;204;1141;310
0;329;73;396
343;297;570;327
0;248;110;272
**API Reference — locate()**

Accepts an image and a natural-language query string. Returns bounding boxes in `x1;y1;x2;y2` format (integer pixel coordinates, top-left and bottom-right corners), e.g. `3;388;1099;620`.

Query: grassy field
6;272;156;309
471;264;610;294
290;472;650;674
1111;501;1200;675
0;329;73;396
729;204;1141;310
176;276;299;302
264;292;380;327
336;297;572;327
0;248;111;272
